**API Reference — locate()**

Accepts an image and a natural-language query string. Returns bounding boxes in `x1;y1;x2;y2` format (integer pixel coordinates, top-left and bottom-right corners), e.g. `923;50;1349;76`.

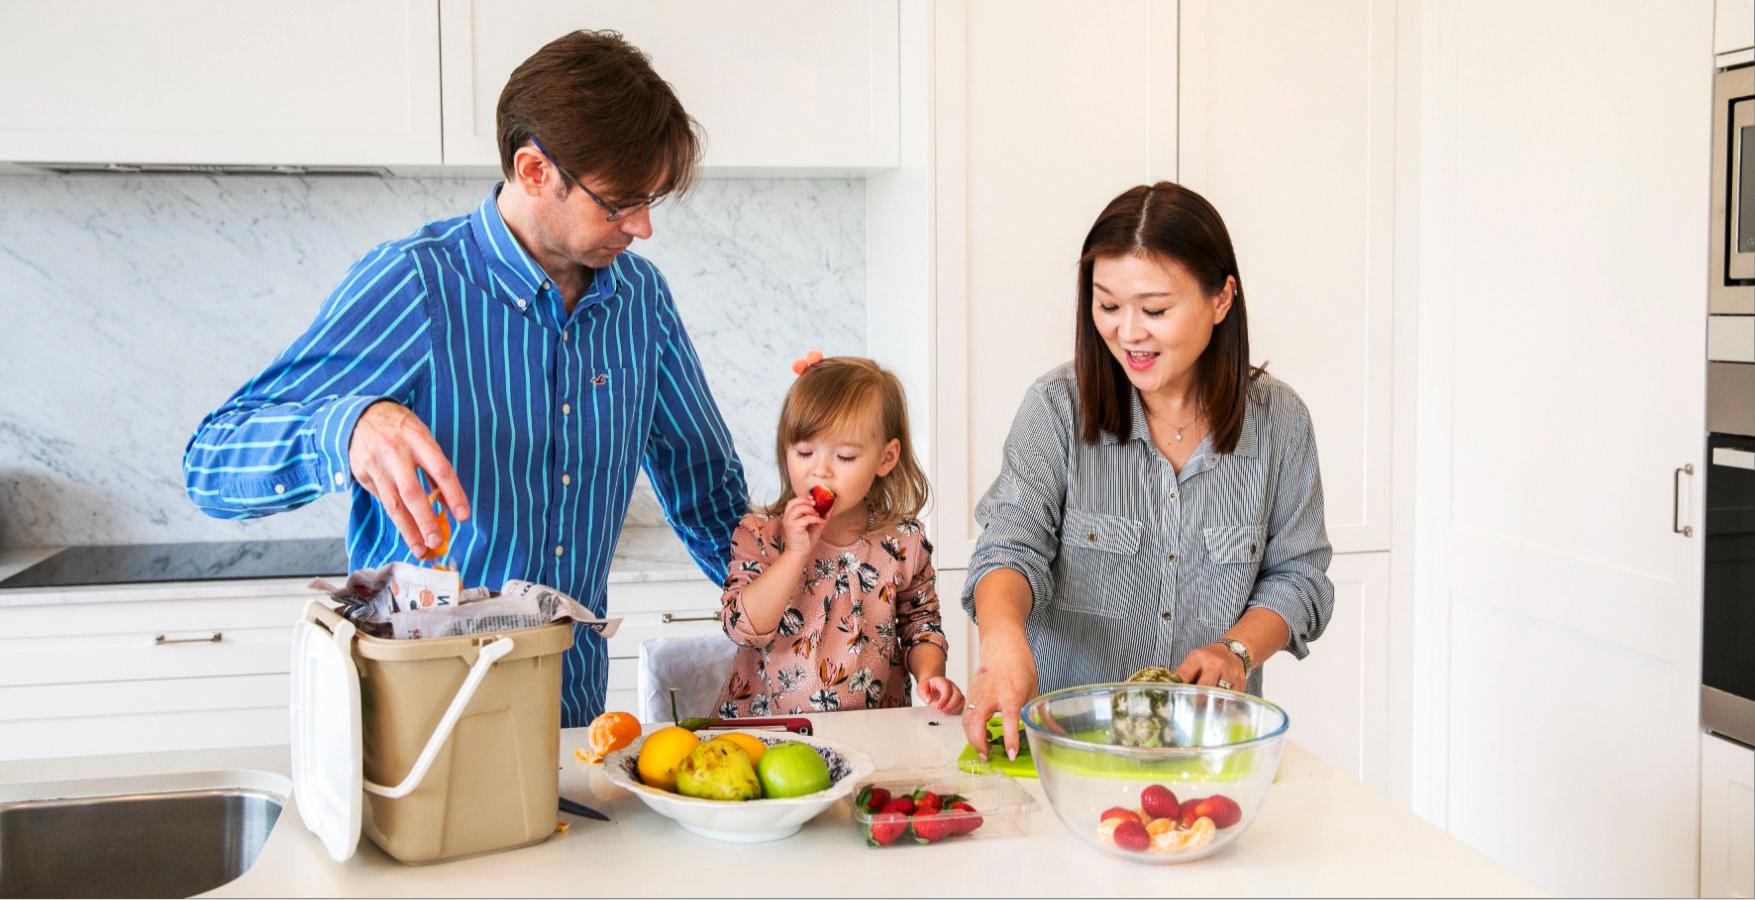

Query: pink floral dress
714;512;947;716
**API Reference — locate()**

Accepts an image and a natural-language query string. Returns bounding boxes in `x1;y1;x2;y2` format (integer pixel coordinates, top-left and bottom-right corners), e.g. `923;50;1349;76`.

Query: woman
960;182;1334;759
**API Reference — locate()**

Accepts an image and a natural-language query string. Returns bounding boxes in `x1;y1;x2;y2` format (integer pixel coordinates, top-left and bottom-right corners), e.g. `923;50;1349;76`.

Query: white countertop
0;525;709;607
0;708;1537;897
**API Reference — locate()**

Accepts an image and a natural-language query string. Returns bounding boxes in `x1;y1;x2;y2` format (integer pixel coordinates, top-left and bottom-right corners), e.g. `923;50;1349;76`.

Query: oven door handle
1674;464;1695;537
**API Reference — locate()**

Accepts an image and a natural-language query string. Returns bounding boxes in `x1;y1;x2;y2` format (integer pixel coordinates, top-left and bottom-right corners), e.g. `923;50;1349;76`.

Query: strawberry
948;800;984;834
866;811;908;846
1100;806;1141;826
912;809;956;843
858;786;892;813
912;789;943;813
1185;794;1243;829
880;796;916;816
1111;818;1150;852
1140;784;1180;821
808;485;835;516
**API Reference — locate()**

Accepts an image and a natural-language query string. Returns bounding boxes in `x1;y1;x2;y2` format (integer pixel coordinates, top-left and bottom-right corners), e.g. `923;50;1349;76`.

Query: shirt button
561;473;572;486
1086;532;1098;542
333;472;345;486
1169;491;1178;501
516;298;529;310
1166;553;1178;564
274;484;286;495
561;331;570;342
561;403;572;415
554;545;565;557
1159;611;1174;622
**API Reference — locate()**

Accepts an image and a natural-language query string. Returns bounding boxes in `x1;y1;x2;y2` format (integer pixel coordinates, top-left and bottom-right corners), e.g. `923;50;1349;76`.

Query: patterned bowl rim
602;730;876;809
1021;682;1291;756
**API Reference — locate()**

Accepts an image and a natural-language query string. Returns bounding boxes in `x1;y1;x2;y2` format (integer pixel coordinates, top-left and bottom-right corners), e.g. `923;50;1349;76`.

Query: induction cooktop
0;539;349;589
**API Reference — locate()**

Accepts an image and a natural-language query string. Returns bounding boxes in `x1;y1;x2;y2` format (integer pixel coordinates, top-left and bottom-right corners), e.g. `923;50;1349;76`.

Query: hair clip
790;349;825;376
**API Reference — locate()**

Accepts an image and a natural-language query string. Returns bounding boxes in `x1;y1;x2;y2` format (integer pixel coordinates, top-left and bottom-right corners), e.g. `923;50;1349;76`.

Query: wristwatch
1214;638;1252;675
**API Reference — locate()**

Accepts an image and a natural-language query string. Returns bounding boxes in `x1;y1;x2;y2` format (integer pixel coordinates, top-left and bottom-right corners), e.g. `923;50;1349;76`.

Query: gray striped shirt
961;363;1334;695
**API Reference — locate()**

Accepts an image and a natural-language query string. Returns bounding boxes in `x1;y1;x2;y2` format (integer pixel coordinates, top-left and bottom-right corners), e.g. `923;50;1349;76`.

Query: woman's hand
1175;641;1247;690
961;629;1038;761
778;495;826;560
916;676;966;715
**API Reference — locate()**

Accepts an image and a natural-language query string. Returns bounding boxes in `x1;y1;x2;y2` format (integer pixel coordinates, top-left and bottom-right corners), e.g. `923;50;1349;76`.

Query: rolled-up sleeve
962;381;1071;624
1244;400;1334;659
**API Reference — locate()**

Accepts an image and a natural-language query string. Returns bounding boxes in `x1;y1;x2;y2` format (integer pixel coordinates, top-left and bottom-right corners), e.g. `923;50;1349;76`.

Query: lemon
713;732;767;765
636;726;700;791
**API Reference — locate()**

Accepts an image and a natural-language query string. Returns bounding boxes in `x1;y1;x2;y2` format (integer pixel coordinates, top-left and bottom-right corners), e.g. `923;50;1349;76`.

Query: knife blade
558;797;609;822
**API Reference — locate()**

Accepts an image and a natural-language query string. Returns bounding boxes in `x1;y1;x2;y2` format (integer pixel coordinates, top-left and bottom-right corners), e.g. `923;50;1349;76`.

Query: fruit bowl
1022;683;1288;864
602;731;874;843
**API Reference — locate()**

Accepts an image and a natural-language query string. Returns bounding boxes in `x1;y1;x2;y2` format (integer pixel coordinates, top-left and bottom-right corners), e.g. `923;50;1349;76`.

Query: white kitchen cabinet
931;0;1178;565
1262;551;1389;791
933;0;1395;562
0;0;441;167
0;587;313;761
1718;0;1753;57
1702;731;1755;898
1177;0;1397;554
1411;1;1711;895
601;578;724;715
438;0;899;172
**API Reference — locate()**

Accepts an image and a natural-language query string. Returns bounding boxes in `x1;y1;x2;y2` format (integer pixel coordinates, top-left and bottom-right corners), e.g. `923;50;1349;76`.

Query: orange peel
415;487;452;561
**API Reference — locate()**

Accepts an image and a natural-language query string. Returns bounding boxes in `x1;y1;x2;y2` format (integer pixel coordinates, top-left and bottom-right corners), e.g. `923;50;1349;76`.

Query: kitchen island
0;706;1537;897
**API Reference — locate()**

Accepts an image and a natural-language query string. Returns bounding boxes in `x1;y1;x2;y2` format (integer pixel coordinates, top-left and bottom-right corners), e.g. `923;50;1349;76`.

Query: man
183;31;748;727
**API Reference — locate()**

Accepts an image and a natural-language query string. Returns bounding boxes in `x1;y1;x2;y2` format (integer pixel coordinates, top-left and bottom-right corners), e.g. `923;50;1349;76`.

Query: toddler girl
715;354;963;717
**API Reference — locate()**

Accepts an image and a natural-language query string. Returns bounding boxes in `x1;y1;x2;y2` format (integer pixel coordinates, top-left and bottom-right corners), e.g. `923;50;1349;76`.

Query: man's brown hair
1074;182;1263;453
764;357;930;529
496;30;703;202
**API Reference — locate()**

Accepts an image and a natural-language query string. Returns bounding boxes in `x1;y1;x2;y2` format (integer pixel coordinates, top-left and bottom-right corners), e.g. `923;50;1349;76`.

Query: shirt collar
470;183;551;305
468;183;621;311
1102;385;1261;459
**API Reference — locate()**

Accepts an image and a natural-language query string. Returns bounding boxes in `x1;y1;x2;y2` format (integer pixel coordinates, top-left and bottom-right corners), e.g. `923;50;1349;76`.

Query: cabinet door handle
661;612;718;624
155;631;223;645
1674;464;1695;537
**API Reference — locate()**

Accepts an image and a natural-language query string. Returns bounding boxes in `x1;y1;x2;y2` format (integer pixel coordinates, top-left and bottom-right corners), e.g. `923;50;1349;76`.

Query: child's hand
779;495;826;560
917;675;966;715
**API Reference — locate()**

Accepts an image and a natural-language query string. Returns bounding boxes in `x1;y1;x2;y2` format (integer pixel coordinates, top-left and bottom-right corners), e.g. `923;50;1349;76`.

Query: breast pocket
583;365;647;468
1057;509;1155;619
1197;524;1268;626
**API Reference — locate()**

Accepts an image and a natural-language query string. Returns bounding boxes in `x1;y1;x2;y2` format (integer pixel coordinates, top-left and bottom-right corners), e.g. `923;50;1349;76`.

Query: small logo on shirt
591;374;609;386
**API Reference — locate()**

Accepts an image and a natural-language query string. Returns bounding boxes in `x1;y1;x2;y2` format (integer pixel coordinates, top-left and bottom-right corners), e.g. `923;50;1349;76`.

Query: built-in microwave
1703;65;1755;747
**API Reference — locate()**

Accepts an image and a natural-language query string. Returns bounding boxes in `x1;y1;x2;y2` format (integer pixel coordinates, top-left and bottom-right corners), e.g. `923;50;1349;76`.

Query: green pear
675;738;762;801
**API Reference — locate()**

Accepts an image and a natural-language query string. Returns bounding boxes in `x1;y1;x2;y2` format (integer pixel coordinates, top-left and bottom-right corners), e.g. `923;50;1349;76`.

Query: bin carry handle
361;635;516;799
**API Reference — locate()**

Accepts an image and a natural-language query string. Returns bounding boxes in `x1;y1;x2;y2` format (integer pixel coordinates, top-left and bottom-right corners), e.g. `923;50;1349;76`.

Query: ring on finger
1217;679;1233;690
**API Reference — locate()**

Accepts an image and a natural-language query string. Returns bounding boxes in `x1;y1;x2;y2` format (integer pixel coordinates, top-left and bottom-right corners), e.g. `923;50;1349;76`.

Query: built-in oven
1704;434;1755;746
1704;65;1755;747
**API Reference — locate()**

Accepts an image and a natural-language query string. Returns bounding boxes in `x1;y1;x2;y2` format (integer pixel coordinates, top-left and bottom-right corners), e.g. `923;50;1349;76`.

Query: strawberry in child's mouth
809;486;836;517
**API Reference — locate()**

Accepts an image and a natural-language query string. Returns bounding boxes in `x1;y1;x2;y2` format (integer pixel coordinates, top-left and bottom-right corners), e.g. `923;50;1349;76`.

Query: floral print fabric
714;512;947;716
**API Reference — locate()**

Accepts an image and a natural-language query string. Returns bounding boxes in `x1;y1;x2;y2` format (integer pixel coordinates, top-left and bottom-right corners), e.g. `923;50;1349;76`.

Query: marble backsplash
0;173;865;547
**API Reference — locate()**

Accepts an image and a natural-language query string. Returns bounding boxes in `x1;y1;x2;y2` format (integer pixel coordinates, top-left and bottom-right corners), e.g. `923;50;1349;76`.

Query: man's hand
348;400;470;555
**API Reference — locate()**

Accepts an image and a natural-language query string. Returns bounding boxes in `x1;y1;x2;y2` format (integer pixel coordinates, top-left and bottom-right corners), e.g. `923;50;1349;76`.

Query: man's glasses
530;137;663;222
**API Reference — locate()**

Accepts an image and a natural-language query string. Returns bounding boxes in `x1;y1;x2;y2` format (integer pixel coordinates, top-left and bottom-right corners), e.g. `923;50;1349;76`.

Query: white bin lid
290;614;364;862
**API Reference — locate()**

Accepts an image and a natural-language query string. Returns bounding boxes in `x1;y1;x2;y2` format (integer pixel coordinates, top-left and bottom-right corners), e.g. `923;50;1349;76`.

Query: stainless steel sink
0;771;286;899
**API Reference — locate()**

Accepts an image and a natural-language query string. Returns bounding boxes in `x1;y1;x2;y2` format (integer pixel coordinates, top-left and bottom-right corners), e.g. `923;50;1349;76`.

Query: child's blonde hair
764;356;929;529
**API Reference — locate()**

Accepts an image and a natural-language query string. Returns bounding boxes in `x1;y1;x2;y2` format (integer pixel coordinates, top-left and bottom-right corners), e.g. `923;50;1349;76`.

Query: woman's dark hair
1073;181;1262;452
496;30;703;202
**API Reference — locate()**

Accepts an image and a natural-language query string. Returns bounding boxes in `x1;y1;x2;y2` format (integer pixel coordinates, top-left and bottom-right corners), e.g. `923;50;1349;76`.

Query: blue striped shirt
184;184;748;727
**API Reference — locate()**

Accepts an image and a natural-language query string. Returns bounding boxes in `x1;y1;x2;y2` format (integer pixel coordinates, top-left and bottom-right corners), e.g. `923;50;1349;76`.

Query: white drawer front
604;612;726;659
0;622;298;687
